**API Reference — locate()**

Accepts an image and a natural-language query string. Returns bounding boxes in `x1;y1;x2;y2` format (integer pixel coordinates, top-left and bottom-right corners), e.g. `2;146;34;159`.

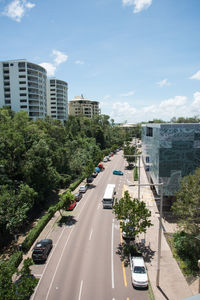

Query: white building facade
47;78;68;122
0;59;47;119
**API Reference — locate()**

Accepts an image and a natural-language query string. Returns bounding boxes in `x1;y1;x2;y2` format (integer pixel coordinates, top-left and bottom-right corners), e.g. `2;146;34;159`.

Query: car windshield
134;266;146;274
33;249;44;254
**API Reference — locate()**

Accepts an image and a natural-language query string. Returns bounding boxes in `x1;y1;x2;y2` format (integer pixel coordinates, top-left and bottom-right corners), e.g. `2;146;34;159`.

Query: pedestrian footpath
124;159;197;300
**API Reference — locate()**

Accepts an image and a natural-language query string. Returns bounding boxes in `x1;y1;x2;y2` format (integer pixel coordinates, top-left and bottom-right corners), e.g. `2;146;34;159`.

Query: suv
32;239;53;263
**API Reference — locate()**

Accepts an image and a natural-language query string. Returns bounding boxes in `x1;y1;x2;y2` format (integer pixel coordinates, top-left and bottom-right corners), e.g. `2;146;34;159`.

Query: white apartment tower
47;78;68;122
0;59;47;119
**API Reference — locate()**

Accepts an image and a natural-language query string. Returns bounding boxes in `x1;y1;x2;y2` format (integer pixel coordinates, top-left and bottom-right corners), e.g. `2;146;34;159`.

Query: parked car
79;185;87;193
95;167;101;173
130;256;148;288
66;200;76;210
74;192;82;202
32;239;53;263
103;157;108;162
92;171;98;178
87;177;94;183
113;170;124;175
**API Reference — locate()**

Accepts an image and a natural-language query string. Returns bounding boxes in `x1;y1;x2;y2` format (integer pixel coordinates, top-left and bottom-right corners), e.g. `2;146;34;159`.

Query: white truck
102;184;116;208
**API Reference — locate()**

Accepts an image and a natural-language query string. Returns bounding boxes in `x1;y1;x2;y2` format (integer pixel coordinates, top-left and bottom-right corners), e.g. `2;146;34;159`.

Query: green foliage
172;168;200;235
0;108;127;248
0;184;36;236
171;116;200;123
172;231;200;275
0;257;37;300
8;251;23;269
0;260;16;300
113;191;152;239
60;191;75;210
22;210;54;253
134;167;138;181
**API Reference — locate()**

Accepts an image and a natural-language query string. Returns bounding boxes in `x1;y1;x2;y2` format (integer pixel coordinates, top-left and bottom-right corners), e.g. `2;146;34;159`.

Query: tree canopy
113;191;152;240
172;167;200;236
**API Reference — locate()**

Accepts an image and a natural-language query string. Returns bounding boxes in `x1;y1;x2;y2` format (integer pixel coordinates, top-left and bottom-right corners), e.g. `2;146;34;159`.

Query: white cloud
75;60;84;65
52;50;68;65
190;70;200;80
157;78;171;87
3;0;35;22
122;0;152;13
120;90;135;97
40;50;68;76
39;63;56;77
191;92;200;110
105;93;200;123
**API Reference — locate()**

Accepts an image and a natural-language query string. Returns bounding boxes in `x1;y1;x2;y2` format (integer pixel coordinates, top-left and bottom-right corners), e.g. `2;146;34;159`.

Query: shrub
8;251;23;268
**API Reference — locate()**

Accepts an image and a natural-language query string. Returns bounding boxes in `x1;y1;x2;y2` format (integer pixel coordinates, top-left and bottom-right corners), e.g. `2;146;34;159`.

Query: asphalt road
31;151;148;300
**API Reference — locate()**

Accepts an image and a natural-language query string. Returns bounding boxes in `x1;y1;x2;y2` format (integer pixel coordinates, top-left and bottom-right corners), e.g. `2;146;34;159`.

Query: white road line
89;229;93;241
111;220;115;289
32;225;67;299
78;280;83;300
45;226;74;300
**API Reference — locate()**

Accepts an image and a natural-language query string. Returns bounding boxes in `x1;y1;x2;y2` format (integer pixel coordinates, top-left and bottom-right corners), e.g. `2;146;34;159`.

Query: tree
113;191;152;240
172;168;200;236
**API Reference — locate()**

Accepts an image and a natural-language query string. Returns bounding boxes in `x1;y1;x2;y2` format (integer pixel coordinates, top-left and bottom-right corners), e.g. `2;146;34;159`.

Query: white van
102;184;116;208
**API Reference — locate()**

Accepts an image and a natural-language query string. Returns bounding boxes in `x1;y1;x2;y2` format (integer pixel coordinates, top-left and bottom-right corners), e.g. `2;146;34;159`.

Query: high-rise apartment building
68;95;100;118
47;78;68;122
0;59;47;119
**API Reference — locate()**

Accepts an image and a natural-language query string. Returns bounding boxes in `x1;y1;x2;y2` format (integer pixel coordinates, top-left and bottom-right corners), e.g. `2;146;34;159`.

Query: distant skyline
0;0;200;123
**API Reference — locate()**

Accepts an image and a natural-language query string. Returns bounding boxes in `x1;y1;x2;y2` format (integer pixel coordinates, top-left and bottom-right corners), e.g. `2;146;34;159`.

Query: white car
130;256;148;288
122;219;135;240
79;185;87;193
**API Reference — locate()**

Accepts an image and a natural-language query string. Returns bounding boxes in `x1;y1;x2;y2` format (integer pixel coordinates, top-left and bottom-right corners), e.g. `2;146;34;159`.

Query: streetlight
128;182;164;287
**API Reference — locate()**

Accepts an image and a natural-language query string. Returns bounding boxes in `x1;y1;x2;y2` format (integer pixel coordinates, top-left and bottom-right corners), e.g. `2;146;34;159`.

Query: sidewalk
124;159;198;300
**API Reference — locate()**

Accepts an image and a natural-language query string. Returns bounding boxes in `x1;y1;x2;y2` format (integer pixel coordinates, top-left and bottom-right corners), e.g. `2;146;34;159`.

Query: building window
20;93;27;96
19;81;26;84
5;100;11;104
146;127;153;137
19;75;26;78
18;62;25;68
20;99;27;103
20;105;27;109
3;63;9;67
10;63;14;66
20;87;26;90
4;76;9;80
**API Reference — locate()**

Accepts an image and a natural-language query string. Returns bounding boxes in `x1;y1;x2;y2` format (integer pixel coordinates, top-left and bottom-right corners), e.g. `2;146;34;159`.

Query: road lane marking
78;280;83;300
89;228;93;240
120;228;127;287
111;220;115;289
32;225;67;299
45;226;74;300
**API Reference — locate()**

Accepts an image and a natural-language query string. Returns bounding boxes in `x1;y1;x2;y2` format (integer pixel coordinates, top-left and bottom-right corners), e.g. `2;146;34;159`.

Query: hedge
8;251;23;268
21;176;83;253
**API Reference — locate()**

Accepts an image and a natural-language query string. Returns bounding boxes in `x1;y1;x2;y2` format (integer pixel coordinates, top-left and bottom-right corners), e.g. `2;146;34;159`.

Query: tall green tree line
0;107;129;247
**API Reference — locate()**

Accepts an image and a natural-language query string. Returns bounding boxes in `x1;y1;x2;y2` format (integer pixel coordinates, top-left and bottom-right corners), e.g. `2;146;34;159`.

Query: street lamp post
128;182;164;287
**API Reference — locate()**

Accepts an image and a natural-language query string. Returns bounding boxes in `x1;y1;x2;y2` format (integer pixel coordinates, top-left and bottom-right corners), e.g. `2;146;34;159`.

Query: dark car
74;192;82;201
87;177;94;183
92;172;98;178
32;239;53;263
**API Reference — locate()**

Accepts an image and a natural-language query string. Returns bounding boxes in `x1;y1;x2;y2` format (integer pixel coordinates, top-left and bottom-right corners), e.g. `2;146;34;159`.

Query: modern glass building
142;123;200;196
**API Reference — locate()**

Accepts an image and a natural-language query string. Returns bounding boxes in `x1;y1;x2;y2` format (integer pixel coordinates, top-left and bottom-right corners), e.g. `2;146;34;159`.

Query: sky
0;0;200;123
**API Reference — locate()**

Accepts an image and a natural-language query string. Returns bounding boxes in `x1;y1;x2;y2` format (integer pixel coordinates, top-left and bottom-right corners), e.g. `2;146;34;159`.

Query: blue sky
0;0;200;123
